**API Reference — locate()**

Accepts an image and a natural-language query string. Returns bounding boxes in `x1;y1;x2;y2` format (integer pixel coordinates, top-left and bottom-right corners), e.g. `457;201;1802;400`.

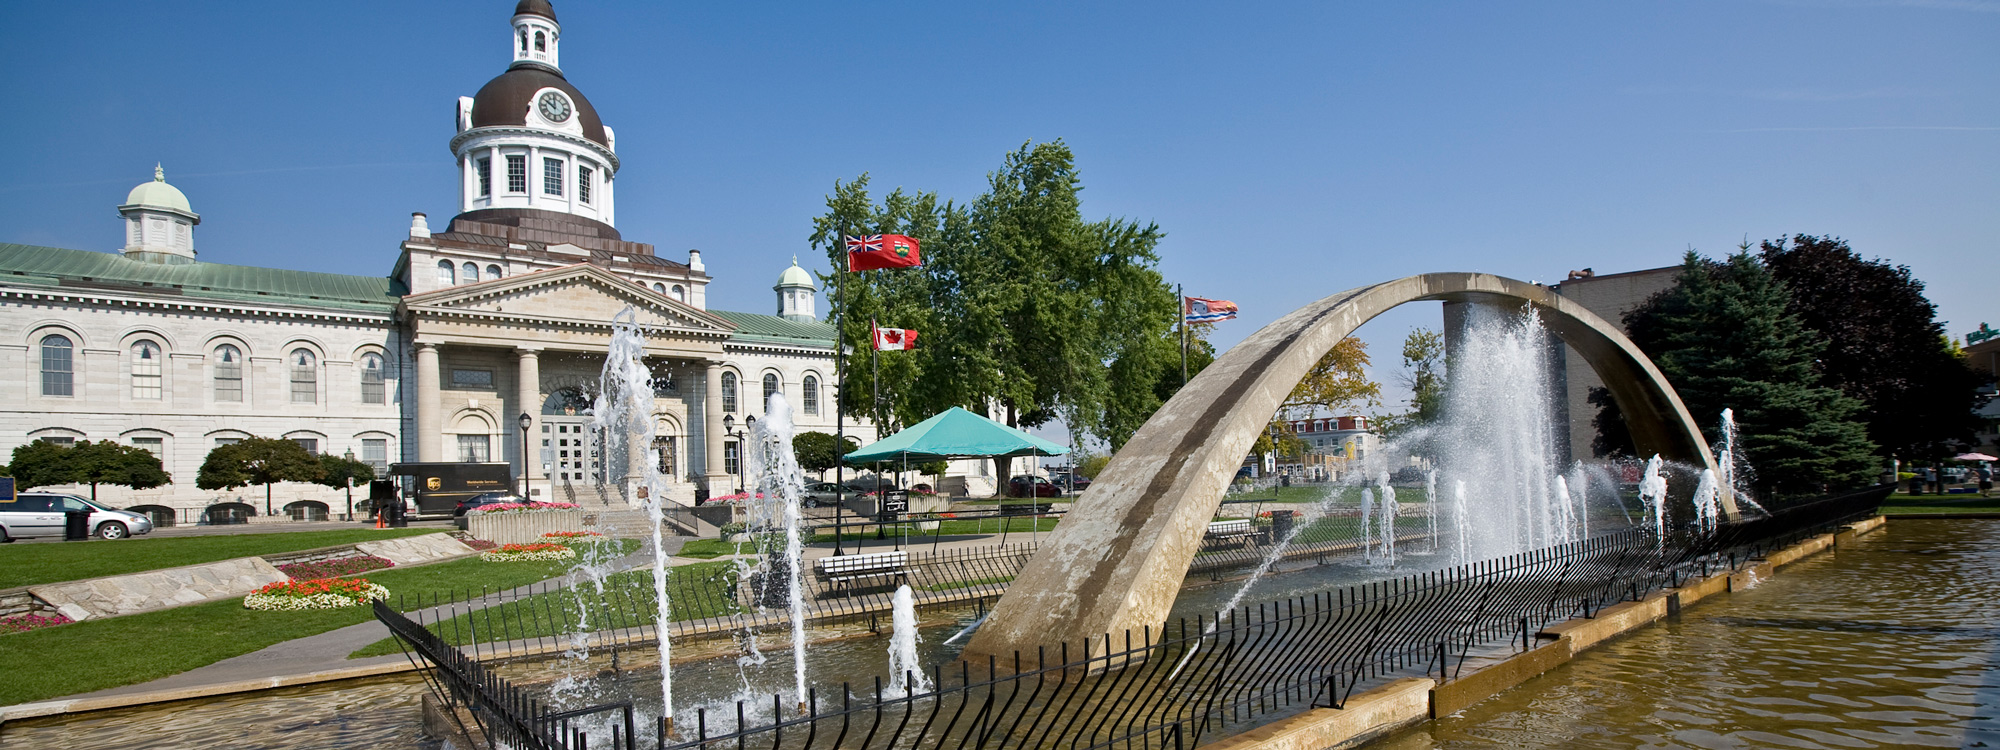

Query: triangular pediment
402;263;732;334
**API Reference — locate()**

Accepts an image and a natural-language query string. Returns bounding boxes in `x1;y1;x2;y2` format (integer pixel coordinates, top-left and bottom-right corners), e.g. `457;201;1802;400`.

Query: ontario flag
845;234;923;271
873;325;918;351
1184;296;1239;323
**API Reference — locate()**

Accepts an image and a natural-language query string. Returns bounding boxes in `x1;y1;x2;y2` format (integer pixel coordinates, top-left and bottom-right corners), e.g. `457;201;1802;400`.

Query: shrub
245;578;390;611
461;539;498;551
275;556;393;579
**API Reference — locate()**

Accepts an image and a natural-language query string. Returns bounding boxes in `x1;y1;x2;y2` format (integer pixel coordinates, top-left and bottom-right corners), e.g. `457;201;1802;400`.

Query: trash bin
1270;510;1295;542
388;501;409;528
64;510;92;541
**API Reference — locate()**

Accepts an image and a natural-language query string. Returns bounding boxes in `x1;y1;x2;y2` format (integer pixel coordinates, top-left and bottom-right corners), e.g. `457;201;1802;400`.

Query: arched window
289;349;317;404
40;334;73;397
131;340;162;399
720;372;737;413
534;31;545;51
463;262;480;283
214;344;243;402
360;353;385;404
671;284;684;302
651;282;665;293
486;264;503;280
762;373;779;406
802;375;819;415
437;260;456;286
520;30;528;51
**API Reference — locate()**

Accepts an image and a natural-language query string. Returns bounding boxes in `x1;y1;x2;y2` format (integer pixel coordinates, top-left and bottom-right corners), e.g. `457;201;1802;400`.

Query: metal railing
380;483;1890;750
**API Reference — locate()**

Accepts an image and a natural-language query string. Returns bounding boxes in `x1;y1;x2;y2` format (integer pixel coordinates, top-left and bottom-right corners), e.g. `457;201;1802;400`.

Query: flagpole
832;232;848;556
1178;283;1188;387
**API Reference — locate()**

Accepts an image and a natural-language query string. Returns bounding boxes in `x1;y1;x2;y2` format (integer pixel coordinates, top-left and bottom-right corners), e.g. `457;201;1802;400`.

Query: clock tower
448;0;620;235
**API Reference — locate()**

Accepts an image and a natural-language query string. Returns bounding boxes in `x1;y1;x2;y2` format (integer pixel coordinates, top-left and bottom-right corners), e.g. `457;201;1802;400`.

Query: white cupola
511;0;561;71
119;164;200;265
451;0;619;231
776;257;818;322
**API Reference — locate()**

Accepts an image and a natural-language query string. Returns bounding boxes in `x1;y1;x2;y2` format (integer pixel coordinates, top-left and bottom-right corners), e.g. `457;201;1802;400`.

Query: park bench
814;551;909;597
1205;519;1256;540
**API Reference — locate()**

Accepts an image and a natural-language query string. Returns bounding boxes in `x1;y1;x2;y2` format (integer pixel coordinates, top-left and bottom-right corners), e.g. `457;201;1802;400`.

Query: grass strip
0;540;633;707
0;528;440;590
348;560;741;658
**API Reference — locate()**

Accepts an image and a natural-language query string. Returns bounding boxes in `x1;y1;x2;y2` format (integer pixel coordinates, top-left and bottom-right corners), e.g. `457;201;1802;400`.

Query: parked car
1007;476;1062;498
0;493;155;541
1048;471;1092;493
454;491;524;517
840;475;900;493
802;482;858;508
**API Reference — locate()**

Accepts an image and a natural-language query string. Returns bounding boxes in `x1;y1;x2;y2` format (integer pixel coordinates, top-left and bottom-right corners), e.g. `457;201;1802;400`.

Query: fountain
885;584;930;698
1376;472;1399;566
592;310;679;725
1430;305;1571;561
1638;455;1668;545
744;391;811;712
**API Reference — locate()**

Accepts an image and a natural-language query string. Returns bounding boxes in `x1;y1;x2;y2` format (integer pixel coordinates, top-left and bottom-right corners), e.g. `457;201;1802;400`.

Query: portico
400;262;736;504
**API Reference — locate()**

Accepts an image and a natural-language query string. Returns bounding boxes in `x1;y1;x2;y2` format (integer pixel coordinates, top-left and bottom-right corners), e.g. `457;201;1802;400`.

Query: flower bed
708;491;763;504
470;501;580;515
276;555;394;579
1;612;73;635
244;578;390;611
480;542;578;562
461;538;498;551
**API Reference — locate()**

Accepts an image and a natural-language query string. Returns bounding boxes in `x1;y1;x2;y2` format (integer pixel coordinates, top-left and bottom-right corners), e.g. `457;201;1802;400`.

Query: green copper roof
710;309;835;347
775;261;815;289
0;243;401;313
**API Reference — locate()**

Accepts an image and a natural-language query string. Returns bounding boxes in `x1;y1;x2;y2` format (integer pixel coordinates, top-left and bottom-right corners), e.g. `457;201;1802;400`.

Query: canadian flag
872;326;918;351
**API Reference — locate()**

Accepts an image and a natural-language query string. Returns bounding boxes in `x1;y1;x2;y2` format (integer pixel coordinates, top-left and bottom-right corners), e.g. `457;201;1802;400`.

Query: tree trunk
90;481;99;504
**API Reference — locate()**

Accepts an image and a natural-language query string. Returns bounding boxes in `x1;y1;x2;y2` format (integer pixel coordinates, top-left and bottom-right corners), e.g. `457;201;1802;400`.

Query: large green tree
6;440;170;502
812;141;1176;482
197;437;325;516
1374;328;1446;445
1613;251;1878;499
314;452;379;519
791;431;859;478
1758;235;1988;461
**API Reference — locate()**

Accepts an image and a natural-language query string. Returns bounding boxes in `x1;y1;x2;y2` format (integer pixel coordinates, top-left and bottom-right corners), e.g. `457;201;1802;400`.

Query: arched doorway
203;502;255;525
283;500;330;522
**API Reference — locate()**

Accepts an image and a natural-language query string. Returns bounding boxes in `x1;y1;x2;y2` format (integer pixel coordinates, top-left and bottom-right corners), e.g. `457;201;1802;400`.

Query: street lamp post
343;448;357;521
517;412;533;499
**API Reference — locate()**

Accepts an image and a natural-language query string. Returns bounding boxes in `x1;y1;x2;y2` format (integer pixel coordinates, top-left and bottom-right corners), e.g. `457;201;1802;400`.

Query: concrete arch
964;272;1724;663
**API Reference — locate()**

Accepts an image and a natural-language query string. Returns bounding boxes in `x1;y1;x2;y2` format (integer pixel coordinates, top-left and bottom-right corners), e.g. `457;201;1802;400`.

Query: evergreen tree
1758;235;1987;461
1617;251;1878;499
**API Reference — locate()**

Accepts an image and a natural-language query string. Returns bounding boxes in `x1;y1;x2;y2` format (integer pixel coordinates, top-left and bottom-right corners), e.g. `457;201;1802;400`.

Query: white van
0;493;155;541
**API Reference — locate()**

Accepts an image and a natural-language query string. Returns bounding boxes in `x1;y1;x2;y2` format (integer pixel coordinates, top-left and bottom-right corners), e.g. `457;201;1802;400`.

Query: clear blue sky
3;1;1995;411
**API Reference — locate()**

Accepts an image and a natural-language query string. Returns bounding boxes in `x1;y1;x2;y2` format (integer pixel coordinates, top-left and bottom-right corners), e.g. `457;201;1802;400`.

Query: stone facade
1550;266;1679;462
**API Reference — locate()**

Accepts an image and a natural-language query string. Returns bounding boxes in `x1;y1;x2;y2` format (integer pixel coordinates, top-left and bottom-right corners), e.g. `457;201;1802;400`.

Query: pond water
1377;519;2000;750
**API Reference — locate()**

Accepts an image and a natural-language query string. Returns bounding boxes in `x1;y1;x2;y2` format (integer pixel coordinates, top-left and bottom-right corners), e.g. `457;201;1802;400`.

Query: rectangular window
362;438;388;476
39;436;76;447
361;368;385;404
131;437;163;455
293;438;319;455
543;158;564;197
506;154;527;193
216;359;242;402
578;166;593;204
291;366;316;404
458;434;491;463
214;437;242;447
132;347;162;400
477;157;492;197
723;440;740;477
451;369;495;388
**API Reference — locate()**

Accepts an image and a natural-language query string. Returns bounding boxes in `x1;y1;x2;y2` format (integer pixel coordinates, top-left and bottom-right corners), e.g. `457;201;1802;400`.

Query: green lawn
1229;485;1437;504
349;559;741;658
673;538;755;559
1879;493;2000;515
0;528;440;590
0;540;634;707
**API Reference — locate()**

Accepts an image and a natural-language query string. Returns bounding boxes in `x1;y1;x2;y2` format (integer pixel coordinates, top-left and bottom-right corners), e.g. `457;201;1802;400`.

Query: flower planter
465;507;584;545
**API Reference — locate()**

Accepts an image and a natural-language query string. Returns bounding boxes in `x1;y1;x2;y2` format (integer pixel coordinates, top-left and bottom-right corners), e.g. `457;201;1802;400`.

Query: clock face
538;92;572;123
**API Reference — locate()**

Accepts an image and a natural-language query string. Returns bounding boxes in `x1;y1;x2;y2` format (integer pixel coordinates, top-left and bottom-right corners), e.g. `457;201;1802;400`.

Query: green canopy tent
843;406;1070;465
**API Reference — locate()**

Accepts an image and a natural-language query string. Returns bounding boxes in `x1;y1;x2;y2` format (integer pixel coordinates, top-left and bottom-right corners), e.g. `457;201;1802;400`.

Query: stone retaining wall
465;509;583;545
29;558;289;622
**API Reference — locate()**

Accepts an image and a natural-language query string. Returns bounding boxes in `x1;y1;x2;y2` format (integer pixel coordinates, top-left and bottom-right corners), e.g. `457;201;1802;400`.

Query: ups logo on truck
426;477;442;491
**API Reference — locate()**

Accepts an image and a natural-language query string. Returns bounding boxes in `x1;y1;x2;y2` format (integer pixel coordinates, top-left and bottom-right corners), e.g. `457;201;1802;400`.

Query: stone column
516;348;541;497
415;343;442;462
703;361;729;496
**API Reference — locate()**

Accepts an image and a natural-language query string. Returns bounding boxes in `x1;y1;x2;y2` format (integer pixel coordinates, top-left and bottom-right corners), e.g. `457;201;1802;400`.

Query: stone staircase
584;507;717;539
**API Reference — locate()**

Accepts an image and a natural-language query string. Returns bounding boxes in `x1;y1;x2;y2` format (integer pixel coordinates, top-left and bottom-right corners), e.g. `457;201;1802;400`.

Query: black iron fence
379;484;1890;750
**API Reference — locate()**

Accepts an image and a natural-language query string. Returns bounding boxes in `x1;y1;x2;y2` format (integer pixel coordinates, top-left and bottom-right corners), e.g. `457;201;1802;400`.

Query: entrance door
543;417;601;501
